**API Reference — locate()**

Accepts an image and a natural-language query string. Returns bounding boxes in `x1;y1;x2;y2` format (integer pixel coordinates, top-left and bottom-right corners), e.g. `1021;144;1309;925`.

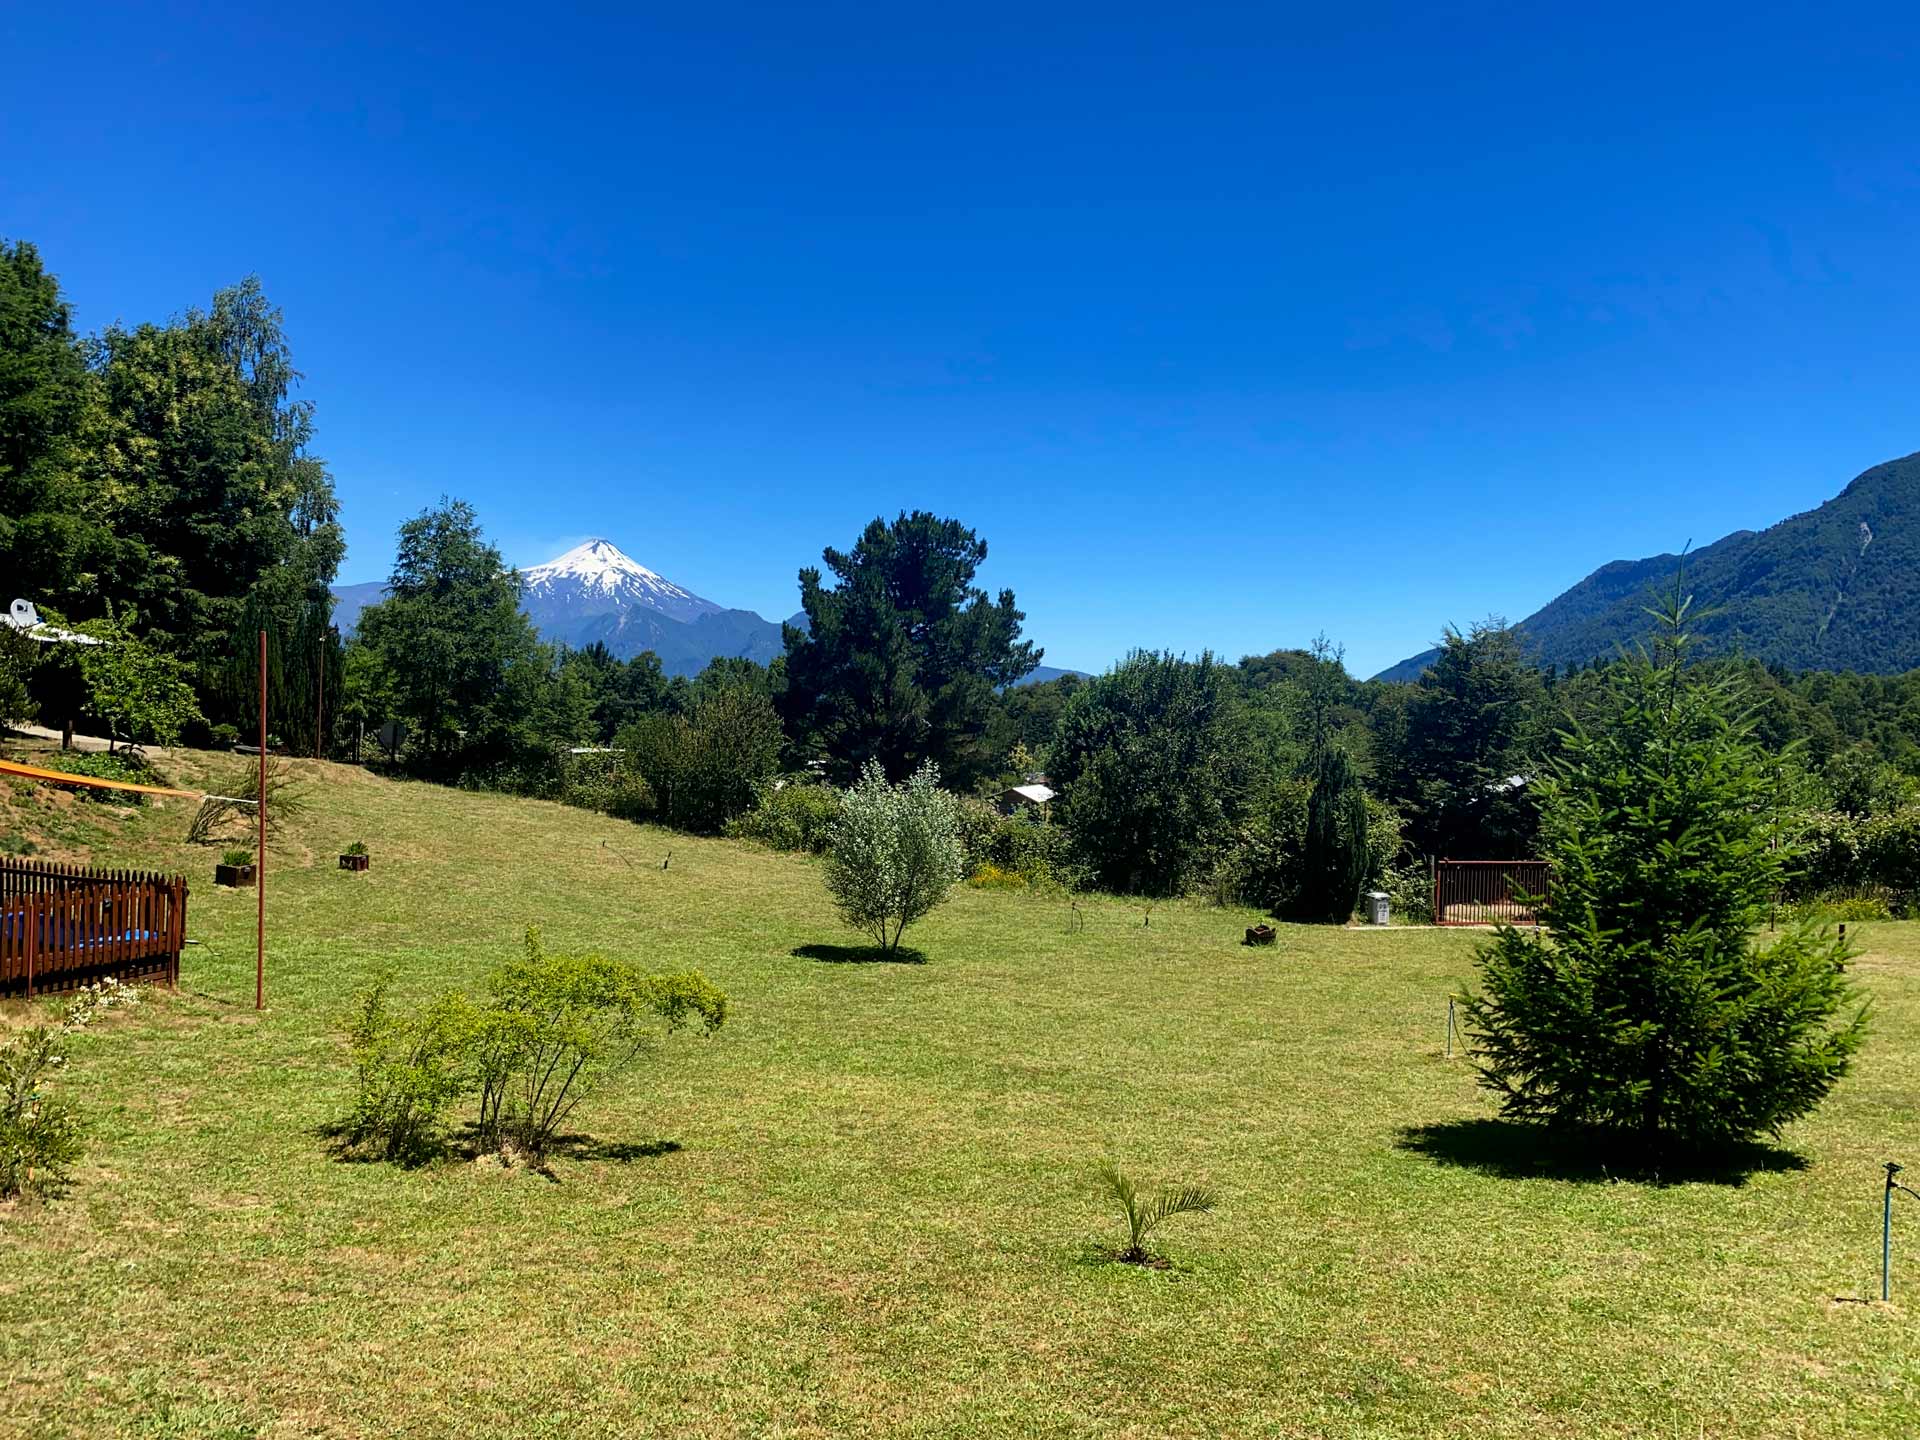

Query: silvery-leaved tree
823;761;966;954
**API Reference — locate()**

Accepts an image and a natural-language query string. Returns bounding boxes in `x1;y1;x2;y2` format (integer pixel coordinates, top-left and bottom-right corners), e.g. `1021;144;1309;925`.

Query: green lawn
3;748;1918;1438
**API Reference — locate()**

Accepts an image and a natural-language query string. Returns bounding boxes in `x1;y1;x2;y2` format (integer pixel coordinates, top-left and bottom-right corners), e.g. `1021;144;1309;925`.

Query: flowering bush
59;977;142;1032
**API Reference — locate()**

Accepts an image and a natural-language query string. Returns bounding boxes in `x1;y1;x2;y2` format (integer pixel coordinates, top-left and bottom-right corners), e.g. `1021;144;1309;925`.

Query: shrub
344;841;369;858
40;750;160;804
220;848;253;869
1378;859;1434;924
823;761;966;953
726;780;841;853
0;1028;85;1201
57;978;142;1031
1463;590;1867;1150
210;723;241;749
1097;1161;1215;1265
469;928;727;1159
560;753;657;822
341;973;473;1165
967;862;1028;891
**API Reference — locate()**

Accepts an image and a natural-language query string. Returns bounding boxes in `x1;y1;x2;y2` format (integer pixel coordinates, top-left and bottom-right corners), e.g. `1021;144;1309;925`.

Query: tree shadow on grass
791;943;928;965
1396;1118;1808;1188
545;1135;683;1163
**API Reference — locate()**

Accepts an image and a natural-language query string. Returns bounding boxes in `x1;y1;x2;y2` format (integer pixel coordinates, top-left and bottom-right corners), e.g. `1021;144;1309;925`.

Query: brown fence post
24;893;37;1002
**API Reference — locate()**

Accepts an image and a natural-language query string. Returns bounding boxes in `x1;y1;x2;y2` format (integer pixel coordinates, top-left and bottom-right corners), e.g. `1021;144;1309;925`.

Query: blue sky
6;2;1918;677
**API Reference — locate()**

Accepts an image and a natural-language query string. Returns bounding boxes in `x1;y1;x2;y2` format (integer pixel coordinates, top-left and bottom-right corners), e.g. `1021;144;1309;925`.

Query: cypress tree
1294;745;1370;923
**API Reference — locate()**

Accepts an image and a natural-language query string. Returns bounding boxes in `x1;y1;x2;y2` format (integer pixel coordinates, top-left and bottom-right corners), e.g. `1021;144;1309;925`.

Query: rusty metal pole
257;630;267;1011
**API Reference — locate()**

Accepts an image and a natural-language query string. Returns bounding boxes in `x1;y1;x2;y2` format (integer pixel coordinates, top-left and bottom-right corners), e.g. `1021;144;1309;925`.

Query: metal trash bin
1364;891;1390;926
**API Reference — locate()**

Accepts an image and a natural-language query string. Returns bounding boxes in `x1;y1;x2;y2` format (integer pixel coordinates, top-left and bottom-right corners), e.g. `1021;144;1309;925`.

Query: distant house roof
4;599;100;646
1005;783;1056;806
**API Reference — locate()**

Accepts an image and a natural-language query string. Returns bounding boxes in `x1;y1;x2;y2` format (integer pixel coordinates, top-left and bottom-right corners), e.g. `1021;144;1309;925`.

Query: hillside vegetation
3;744;1919;1437
1379;450;1920;679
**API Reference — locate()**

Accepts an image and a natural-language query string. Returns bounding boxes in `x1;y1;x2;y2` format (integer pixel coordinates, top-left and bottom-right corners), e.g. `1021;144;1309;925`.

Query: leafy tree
616;684;784;832
1291;745;1371;923
1463;589;1868;1149
0;240;109;607
351;500;556;776
0;627;36;727
75;606;203;749
823;761;966;953
782;512;1039;786
1050;651;1248;896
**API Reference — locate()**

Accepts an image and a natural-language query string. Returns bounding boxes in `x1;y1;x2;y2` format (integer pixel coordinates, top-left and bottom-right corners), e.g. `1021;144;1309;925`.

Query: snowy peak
521;538;722;624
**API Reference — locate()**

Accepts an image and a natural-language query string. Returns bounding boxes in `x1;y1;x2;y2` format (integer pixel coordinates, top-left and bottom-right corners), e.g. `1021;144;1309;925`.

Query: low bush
338;936;728;1166
40;750;159;803
726;780;841;853
955;798;1072;889
967;862;1028;891
561;754;657;822
341;973;474;1166
1;1028;85;1202
221;847;253;869
470;928;727;1159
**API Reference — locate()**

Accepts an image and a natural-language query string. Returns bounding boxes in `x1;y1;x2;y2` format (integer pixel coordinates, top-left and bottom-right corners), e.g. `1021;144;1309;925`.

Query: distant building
998;782;1056;816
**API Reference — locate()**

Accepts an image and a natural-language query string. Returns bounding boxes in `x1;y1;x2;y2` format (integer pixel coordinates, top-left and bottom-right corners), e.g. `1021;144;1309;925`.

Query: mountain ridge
1375;451;1920;681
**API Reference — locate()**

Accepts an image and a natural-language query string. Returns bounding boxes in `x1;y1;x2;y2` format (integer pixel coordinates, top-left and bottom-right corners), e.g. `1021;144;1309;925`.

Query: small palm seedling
1099;1160;1216;1266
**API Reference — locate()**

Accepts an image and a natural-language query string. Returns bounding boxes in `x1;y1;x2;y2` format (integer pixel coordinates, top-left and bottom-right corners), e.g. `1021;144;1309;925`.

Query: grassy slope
2;745;1918;1438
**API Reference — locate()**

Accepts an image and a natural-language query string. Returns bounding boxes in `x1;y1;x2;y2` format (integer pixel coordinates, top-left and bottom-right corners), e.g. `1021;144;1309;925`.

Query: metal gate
1433;860;1549;926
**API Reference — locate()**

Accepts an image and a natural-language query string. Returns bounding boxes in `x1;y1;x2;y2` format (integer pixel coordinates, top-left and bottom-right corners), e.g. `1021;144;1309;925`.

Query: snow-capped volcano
521;538;723;625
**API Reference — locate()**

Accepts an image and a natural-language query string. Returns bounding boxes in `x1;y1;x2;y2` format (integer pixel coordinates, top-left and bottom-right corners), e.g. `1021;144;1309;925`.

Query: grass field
3;745;1918;1438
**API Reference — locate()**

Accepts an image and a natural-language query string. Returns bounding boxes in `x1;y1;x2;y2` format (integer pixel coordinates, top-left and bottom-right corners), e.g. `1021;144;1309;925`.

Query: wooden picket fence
0;858;189;998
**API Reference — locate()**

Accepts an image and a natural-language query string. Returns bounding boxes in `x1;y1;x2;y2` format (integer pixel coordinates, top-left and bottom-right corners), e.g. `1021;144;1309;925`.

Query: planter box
1244;924;1276;946
215;863;255;888
339;853;370;872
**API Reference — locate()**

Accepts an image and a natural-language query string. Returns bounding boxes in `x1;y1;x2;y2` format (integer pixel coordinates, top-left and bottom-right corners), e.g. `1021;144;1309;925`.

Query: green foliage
74;606;203;748
1097;1160;1215;1264
1292;746;1371;924
339;936;727;1166
352;500;563;778
1051;651;1248;896
1464;587;1868;1148
344;841;369;858
470;928;727;1158
220;848;254;868
1386;621;1543;859
341;973;473;1166
0;1027;85;1201
0;626;37;726
781;511;1040;787
725;780;842;853
39;748;161;802
559;752;657;822
616;685;783;833
823;761;966;952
